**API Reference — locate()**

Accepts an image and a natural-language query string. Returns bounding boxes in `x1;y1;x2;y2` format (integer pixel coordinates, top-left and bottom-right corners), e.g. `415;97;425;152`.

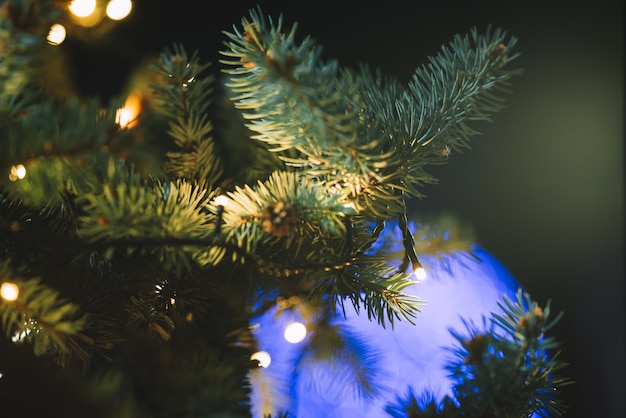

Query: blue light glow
249;227;528;417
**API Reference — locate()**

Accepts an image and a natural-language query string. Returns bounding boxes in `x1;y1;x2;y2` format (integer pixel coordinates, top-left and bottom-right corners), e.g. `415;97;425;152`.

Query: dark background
58;1;625;417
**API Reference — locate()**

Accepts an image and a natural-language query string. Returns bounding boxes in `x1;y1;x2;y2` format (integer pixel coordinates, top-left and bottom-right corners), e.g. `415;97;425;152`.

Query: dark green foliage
0;1;570;417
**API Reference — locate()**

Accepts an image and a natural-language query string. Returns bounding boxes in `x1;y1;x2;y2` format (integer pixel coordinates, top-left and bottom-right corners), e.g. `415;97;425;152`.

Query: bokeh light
106;0;133;21
0;282;19;302
283;322;307;344
8;164;26;181
250;244;527;417
68;0;97;18
115;92;142;128
47;23;66;45
250;351;272;368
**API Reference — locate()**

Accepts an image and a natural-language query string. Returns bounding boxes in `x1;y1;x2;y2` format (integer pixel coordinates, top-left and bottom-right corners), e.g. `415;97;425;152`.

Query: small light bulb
68;0;97;18
47;24;66;45
214;195;229;207
1;282;19;302
413;266;427;281
8;164;26;181
106;0;133;21
284;322;307;344
250;350;272;368
115;92;142;128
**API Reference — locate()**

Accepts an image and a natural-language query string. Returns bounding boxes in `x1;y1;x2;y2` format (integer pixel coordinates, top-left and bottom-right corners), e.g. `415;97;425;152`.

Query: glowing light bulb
106;0;132;21
413;266;427;281
214;195;229;207
8;164;26;181
250;350;272;368
284;322;307;344
115;92;142;128
47;24;66;45
0;282;19;302
12;327;32;342
68;0;97;18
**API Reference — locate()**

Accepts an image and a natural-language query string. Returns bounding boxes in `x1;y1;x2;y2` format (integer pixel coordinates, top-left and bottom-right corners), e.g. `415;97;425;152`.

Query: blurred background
50;1;625;417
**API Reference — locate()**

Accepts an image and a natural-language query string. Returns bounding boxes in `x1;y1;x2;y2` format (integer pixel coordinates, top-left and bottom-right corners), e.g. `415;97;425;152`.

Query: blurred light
106;0;133;21
115;92;142;128
47;24;66;45
284;322;307;344
0;282;19;301
12;327;32;343
8;164;26;181
250;350;272;368
250;242;531;417
214;195;230;207
68;0;97;18
414;266;427;281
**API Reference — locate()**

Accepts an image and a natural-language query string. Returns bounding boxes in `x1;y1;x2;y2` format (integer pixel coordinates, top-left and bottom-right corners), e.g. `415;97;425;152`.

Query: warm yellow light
284;322;307;344
106;0;132;21
47;24;66;45
214;195;229;207
0;282;19;302
250;350;272;368
8;164;26;181
68;0;97;18
115;92;142;128
12;327;32;342
414;266;427;281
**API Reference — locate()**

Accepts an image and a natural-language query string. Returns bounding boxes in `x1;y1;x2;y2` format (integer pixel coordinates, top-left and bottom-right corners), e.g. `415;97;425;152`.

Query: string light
413;265;427;281
12;324;34;343
284;322;307;344
213;195;229;235
47;24;66;45
8;164;26;181
213;195;229;207
115;92;142;128
250;351;272;368
106;0;133;20
68;0;97;18
0;282;19;301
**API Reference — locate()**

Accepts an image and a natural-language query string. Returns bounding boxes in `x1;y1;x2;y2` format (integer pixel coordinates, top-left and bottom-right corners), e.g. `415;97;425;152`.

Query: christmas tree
0;1;572;417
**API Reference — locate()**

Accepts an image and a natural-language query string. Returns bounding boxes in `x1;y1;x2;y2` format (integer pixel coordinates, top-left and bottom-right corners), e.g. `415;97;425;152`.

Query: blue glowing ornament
248;222;525;418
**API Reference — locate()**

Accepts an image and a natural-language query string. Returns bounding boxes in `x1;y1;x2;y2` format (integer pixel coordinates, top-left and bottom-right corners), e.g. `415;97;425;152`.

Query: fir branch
0;261;86;357
221;10;520;219
247;366;292;418
220;170;353;255
150;44;223;187
0;0;58;97
221;6;357;155
72;156;223;270
0;96;141;206
296;318;388;402
444;290;572;417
